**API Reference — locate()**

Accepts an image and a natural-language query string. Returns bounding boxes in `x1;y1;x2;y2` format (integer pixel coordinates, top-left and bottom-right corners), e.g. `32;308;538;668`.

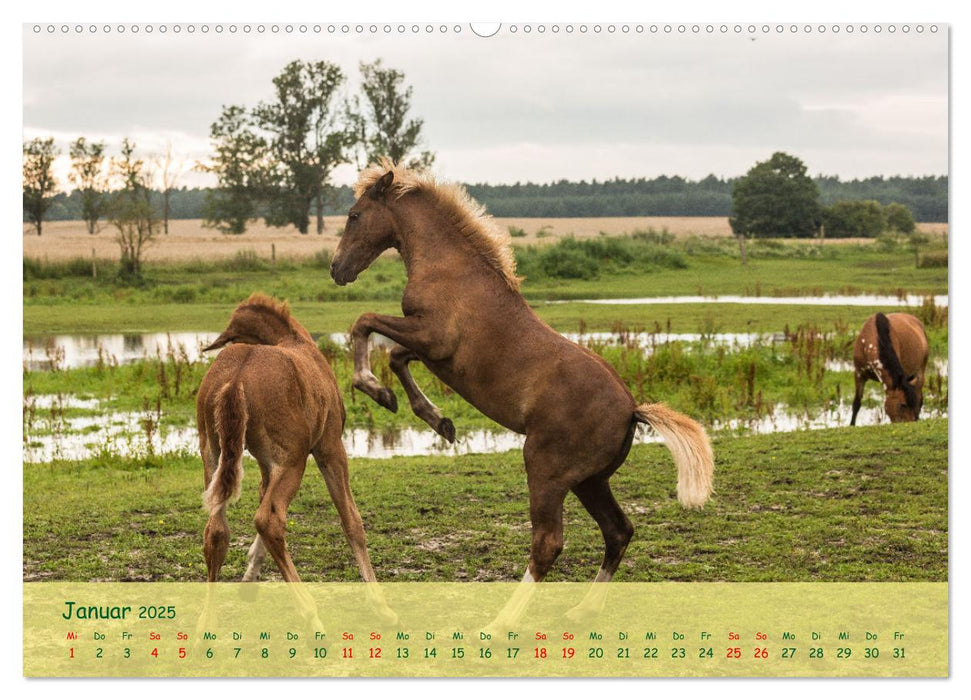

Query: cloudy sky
22;23;949;188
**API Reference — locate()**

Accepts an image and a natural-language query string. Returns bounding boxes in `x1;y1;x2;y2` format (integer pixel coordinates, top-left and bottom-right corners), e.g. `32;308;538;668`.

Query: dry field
23;217;949;263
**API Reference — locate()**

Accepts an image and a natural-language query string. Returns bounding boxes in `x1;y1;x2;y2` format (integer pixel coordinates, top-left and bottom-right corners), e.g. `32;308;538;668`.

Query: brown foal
330;161;714;597
197;294;379;585
851;312;929;425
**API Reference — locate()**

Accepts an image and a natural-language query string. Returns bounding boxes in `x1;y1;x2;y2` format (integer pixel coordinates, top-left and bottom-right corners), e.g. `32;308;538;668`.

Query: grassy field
22;419;948;583
23;234;948;335
22;225;949;586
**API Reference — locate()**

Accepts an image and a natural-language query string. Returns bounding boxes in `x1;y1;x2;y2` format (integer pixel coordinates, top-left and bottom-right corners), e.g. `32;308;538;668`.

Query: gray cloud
23;26;948;183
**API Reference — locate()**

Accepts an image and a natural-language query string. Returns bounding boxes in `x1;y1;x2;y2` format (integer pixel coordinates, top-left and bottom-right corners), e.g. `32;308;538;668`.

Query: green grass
22;419;948;583
22;236;947;335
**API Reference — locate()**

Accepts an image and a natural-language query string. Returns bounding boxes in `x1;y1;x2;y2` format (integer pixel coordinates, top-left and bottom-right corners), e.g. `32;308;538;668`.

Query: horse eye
348;212;360;221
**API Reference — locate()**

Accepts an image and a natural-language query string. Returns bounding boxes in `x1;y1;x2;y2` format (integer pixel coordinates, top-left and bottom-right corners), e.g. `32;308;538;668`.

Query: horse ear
369;171;394;200
202;331;234;352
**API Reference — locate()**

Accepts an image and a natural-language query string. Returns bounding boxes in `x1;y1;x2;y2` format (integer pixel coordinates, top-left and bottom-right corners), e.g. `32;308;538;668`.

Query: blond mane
355;159;522;291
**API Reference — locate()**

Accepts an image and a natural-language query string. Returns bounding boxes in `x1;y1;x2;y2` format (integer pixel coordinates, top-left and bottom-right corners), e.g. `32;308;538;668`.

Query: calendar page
21;21;949;679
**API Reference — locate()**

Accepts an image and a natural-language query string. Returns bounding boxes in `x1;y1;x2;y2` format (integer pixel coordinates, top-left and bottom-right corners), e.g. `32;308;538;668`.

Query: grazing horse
330;161;714;596
197;294;380;586
851;312;929;425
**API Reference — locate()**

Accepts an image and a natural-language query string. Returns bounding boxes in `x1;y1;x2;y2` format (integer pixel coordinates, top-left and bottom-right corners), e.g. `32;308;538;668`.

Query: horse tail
203;382;248;512
875;313;918;406
634;403;713;509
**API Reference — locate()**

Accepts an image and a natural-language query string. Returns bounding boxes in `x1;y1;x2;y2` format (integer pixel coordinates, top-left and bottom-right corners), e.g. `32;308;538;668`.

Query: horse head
331;169;398;286
884;374;922;423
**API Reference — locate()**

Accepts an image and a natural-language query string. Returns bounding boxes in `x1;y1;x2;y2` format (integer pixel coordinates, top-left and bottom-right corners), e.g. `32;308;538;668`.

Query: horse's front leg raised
389;345;455;442
350;312;435;413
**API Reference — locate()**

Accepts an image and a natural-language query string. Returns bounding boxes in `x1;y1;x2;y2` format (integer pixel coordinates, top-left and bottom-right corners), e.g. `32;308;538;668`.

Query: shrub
822;200;886;238
508;225;527;238
23;256;103;280
225;249;265;272
514;234;686;281
885;202;917;235
918;250;948;269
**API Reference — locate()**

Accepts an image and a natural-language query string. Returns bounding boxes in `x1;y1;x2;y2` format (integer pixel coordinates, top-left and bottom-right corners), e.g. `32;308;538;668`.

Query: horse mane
875;312;919;410
355;159;522;291
239;292;293;324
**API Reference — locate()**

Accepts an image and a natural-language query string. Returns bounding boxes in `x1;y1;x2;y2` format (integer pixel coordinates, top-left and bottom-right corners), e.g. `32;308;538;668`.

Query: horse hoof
438;418;456;443
379;388;398;413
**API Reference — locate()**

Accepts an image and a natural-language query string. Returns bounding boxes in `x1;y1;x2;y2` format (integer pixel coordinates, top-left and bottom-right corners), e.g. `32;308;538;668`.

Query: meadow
22;223;949;583
23;420;948;583
24;230;948;335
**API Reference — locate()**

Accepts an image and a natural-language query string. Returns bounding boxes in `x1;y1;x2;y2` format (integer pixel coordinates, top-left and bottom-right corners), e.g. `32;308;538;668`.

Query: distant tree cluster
821;200;916;238
203;59;435;235
22;134;185;281
727;151;940;265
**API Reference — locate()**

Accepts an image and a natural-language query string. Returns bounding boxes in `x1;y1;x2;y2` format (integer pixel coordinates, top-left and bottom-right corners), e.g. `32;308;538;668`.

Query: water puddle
824;357;949;376
24;290;946;371
22;394;944;465
18;329;822;371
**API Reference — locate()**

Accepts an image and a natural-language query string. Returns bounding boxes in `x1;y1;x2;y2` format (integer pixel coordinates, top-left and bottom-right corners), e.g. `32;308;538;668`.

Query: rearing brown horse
330;161;714;592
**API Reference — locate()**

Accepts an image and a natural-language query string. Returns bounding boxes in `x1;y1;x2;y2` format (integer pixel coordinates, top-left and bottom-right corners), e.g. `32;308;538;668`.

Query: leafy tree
885;202;917;235
68;137;108;235
730;152;822;239
200;105;269;235
821;200;886;238
253;60;355;234
109;139;157;280
354;59;435;170
23;137;60;236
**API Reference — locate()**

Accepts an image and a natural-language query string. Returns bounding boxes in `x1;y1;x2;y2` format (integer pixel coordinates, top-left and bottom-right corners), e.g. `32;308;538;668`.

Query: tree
253;60;356;235
821;200;886;238
23;137;60;236
109;139;157;280
200;105;268;235
68;137;108;235
155;142;187;235
730;152;822;250
354;59;435;170
885;202;917;235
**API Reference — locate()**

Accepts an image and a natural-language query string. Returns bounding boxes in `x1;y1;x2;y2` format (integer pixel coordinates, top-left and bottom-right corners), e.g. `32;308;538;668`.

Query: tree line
35;172;948;224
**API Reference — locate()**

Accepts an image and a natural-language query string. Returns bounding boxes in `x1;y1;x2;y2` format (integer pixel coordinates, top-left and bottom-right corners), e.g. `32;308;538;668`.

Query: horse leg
201;431;230;582
241;476;269;582
350;312;444;413
389;344;455;442
488;449;569;630
312;441;377;583
566;476;635;621
203;506;230;583
313;440;398;624
850;372;865;426
253;459;306;582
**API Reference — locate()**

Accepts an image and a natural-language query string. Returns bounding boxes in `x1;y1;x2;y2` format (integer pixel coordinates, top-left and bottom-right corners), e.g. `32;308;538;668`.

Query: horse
196;293;381;586
851;312;929;425
330;161;714;605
